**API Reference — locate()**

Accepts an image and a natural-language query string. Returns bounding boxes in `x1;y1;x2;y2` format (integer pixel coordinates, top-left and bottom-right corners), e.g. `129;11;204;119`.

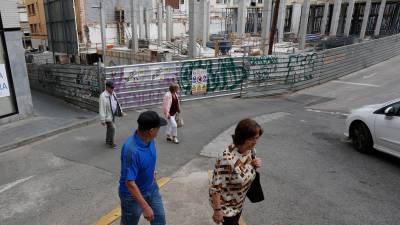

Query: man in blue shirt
119;111;167;225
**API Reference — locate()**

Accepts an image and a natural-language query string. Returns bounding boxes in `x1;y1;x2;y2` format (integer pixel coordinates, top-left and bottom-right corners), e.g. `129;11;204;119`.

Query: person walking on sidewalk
162;84;181;144
209;118;263;225
119;110;167;225
99;80;124;148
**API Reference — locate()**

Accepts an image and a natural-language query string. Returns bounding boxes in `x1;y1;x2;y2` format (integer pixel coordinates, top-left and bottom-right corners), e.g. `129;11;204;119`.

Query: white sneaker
173;137;179;144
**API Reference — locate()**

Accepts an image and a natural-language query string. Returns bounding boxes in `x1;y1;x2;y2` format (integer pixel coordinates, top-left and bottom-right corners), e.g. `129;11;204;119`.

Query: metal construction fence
27;34;400;112
27;64;101;111
105;33;400;110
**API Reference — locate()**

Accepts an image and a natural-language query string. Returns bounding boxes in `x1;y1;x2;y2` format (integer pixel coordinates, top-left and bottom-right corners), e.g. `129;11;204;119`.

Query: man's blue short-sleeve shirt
119;132;157;197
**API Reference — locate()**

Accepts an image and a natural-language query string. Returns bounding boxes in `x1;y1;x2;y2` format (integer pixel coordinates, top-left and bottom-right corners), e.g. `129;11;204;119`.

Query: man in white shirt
99;81;124;148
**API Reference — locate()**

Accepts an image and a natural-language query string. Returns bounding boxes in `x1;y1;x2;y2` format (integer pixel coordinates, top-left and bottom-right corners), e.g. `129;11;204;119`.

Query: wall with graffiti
105;53;322;109
27;64;101;111
25;34;400;111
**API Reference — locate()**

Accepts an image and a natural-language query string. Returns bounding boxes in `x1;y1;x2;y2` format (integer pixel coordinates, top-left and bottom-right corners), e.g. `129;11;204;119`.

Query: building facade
25;0;48;50
17;0;32;49
0;0;33;124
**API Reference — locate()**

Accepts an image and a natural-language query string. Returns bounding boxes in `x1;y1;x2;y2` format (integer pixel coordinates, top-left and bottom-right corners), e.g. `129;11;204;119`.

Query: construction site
24;0;400;66
21;0;400;112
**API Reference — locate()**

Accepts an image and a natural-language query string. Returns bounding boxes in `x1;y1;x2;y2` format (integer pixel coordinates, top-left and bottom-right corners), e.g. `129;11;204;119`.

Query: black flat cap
137;110;167;130
106;80;114;88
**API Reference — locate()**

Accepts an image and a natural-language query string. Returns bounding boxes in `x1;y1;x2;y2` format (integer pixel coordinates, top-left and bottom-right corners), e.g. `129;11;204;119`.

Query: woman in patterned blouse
210;118;263;225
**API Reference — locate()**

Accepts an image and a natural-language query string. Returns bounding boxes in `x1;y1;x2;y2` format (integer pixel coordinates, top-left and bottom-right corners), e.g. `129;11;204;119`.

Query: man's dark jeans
106;122;115;145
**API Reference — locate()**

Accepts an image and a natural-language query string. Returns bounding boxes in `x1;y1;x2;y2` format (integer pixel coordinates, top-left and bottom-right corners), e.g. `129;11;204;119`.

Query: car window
375;101;400;116
392;102;400;116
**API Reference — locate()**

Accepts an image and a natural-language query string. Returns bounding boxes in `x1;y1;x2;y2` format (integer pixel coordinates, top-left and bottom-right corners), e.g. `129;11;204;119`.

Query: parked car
344;98;400;158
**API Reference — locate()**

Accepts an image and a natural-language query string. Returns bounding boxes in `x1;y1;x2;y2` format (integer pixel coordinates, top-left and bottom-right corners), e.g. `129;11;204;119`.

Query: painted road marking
0;176;34;194
91;177;171;225
363;72;377;79
208;170;247;225
306;108;349;117
332;80;380;87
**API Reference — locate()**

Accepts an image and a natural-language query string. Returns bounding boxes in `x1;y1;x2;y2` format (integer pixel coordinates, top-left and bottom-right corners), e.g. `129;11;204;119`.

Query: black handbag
115;103;123;117
110;93;123;117
246;171;264;203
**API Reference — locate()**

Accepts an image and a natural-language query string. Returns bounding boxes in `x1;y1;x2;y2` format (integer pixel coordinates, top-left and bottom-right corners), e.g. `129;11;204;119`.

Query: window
27;4;36;16
258;0;263;3
392;102;400;116
375;101;400;116
180;0;184;4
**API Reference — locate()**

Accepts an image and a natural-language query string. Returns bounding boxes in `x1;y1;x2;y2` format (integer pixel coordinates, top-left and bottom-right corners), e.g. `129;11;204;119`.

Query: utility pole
261;0;272;54
131;0;138;64
268;0;281;55
158;0;163;46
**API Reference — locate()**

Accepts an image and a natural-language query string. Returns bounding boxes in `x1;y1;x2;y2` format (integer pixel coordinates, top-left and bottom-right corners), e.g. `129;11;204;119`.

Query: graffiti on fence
76;67;100;97
37;66;56;85
179;57;248;95
118;89;165;107
110;65;178;91
285;53;318;84
29;64;100;99
248;55;279;82
108;65;177;107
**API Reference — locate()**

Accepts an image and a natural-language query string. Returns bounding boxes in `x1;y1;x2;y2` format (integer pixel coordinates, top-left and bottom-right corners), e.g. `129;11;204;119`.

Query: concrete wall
0;1;34;124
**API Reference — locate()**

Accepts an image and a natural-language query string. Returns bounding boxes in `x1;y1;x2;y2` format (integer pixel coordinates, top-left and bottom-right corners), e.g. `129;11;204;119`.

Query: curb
0;118;98;153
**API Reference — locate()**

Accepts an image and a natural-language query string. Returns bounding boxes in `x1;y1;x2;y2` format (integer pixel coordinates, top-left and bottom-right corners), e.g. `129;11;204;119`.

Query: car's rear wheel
351;122;373;154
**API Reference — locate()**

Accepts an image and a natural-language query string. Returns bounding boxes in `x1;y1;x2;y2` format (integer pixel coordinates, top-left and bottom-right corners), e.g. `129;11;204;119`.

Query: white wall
2;0;20;28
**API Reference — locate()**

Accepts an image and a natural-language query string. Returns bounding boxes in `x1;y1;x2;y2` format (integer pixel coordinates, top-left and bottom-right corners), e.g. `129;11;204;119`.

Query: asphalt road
1;55;400;225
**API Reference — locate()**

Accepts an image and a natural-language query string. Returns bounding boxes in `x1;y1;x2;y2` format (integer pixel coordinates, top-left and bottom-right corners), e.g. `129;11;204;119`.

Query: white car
344;98;400;158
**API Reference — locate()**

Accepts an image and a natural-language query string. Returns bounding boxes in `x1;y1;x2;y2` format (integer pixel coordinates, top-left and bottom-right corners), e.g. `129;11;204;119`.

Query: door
374;101;400;153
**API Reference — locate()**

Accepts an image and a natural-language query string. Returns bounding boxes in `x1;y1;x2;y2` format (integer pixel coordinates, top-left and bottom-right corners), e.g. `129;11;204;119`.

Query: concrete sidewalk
0;90;97;153
110;159;216;225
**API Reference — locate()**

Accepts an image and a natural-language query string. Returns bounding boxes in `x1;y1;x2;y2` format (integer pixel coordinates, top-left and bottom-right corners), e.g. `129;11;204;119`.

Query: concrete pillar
145;7;150;40
252;9;258;34
298;0;310;50
200;0;209;47
360;0;371;39
139;3;145;39
261;0;272;53
188;0;196;58
330;0;342;36
320;2;329;35
344;0;355;36
291;2;302;34
99;1;106;63
157;1;163;45
237;0;247;37
374;0;387;36
277;0;286;42
206;1;210;40
166;6;172;41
